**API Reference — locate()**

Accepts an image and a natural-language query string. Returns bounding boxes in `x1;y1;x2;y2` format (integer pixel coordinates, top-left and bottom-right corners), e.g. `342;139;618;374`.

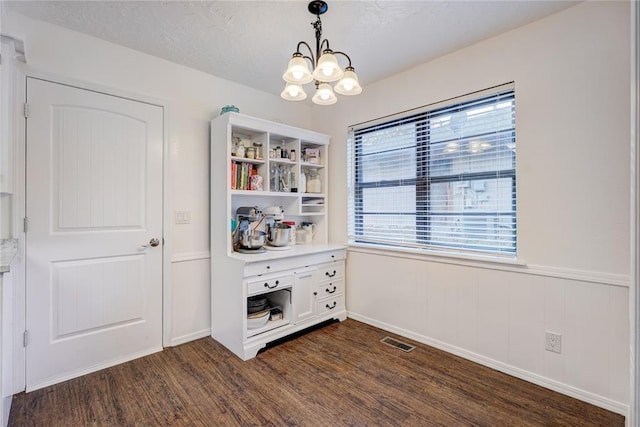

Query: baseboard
26;346;163;392
169;328;211;347
347;311;629;417
2;395;11;427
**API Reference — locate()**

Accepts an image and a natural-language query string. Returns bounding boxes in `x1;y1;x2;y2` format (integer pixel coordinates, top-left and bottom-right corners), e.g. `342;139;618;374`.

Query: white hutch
210;112;346;360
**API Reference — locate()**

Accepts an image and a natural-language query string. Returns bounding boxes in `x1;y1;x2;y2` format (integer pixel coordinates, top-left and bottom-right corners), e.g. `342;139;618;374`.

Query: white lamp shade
281;83;307;101
282;56;313;84
312;83;337;105
334;68;362;95
312;51;344;82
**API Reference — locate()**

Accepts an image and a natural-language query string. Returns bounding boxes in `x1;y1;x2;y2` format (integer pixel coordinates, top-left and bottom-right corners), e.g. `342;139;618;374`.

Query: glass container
306;168;321;193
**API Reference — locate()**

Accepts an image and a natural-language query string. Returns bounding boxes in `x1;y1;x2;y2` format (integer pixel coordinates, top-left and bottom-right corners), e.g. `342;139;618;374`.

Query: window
347;84;516;258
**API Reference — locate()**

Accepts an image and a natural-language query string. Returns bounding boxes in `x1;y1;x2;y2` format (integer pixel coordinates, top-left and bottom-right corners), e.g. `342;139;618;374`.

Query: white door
25;77;164;391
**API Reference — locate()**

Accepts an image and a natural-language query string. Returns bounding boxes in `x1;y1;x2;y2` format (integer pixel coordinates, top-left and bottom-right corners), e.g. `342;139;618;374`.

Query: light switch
175;211;191;224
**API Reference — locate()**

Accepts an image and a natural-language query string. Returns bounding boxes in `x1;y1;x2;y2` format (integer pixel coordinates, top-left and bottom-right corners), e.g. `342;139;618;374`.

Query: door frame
11;69;173;392
631;2;639;425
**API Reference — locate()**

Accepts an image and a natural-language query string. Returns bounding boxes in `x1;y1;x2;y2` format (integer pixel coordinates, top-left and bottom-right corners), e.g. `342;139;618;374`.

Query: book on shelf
231;161;237;190
231;161;257;191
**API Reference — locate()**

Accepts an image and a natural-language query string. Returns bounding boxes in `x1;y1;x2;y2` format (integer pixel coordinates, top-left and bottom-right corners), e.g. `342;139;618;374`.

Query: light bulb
292;70;303;80
321;91;329;100
322;65;333;77
334;67;362;96
288;85;300;97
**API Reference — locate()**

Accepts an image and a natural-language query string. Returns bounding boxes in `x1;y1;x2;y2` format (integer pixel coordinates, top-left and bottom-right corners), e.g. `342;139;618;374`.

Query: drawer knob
326;270;337;278
326;285;337;294
326;302;337;310
264;281;278;289
313;291;317;296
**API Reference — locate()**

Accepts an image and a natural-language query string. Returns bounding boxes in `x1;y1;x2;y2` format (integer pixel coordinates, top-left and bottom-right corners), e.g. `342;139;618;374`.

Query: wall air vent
380;336;415;353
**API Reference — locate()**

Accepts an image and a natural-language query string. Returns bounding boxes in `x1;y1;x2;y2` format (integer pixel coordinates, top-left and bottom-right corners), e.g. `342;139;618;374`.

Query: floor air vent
380;336;415;352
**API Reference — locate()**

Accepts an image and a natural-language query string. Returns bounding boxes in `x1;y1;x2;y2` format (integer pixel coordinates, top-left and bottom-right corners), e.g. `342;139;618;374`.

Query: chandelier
280;0;362;105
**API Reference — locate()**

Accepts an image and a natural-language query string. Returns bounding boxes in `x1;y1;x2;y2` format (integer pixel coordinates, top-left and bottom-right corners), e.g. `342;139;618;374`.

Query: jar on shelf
299;169;306;193
290;169;297;192
246;147;256;159
290;149;297;162
279;165;291;192
253;142;263;160
306;168;321;193
270;164;281;192
236;143;245;158
231;137;241;156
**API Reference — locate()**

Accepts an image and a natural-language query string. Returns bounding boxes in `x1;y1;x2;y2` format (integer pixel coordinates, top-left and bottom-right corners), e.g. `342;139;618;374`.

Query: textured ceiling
6;1;579;97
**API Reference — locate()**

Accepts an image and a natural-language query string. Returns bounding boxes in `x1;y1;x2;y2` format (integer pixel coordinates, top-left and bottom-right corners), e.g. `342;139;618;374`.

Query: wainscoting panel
345;250;630;415
170;254;210;345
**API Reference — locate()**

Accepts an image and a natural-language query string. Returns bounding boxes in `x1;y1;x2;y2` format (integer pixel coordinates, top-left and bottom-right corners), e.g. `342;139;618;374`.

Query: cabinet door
293;270;315;324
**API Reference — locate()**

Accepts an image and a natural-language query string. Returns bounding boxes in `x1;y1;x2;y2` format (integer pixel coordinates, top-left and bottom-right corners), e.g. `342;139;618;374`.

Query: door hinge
23;217;28;233
23;103;29;118
23;330;28;347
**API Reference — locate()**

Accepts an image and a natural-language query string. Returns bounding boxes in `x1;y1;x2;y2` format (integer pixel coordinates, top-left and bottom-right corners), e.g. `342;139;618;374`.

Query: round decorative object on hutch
220;105;240;114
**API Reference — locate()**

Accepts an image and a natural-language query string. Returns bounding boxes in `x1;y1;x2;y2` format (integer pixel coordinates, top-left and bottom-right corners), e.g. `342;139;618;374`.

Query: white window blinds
347;84;516;258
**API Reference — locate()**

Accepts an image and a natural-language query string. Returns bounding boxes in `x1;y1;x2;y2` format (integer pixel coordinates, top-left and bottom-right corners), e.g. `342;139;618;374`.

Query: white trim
348;242;523;266
348;245;630;288
13;67;172;391
170;251;211;263
347;312;629;417
11;66;26;394
169;328;211;347
162;101;172;349
23;70;169;109
523;264;629;288
0;34;26;63
631;1;639;425
25;346;162;393
2;395;11;427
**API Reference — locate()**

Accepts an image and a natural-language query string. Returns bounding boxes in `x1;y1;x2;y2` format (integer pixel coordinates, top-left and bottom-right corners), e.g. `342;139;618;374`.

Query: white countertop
229;243;346;263
0;239;18;273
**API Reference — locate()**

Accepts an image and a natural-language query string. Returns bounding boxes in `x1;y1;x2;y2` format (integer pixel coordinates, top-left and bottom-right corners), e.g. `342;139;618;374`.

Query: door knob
142;238;160;248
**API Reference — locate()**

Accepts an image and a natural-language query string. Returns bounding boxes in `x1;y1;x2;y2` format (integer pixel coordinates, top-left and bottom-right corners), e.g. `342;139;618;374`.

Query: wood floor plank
9;319;624;426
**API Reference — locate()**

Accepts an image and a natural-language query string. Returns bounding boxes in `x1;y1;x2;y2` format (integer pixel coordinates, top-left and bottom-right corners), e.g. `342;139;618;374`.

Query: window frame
349;84;517;259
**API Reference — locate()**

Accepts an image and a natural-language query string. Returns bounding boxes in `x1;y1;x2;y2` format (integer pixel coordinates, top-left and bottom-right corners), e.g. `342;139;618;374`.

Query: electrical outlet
545;331;562;354
175;211;191;224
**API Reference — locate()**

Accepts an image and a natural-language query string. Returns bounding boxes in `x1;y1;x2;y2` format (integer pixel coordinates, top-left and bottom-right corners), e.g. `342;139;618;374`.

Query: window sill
347;242;526;271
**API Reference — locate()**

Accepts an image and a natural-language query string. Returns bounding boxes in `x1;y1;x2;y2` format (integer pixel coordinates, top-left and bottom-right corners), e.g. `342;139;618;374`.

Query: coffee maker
234;206;266;253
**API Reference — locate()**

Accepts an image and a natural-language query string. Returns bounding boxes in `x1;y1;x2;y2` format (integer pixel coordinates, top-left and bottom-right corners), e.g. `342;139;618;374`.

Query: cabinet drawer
314;279;344;300
247;274;293;296
316;261;345;282
244;258;293;277
315;296;345;316
243;248;347;277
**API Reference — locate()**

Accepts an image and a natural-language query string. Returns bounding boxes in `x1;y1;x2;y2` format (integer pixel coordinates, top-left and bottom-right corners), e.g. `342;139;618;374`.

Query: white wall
314;1;631;415
1;0;632;418
1;12;314;347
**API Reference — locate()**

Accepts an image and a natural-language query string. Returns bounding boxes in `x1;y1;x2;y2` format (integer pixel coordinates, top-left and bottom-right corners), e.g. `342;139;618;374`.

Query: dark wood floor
10;319;624;426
